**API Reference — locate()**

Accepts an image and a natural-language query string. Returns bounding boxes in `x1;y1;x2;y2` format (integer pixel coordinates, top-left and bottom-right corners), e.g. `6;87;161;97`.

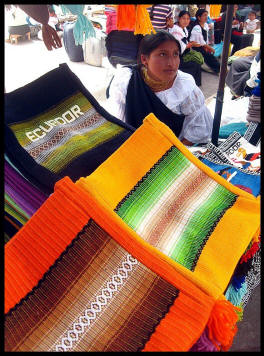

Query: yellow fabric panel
76;113;260;300
210;5;222;18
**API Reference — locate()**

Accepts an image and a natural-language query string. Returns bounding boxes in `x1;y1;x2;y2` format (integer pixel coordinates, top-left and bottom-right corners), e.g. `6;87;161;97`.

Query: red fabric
232;30;243;36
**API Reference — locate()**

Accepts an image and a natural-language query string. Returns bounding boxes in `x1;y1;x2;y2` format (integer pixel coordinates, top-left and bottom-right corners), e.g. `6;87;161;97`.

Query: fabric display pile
190;124;261;323
4;65;260;352
246;74;261;124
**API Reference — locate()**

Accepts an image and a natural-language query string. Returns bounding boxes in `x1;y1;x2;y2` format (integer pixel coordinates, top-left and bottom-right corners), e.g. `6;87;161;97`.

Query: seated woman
220;5;254;56
226;50;260;99
168;10;202;86
7;5;31;39
189;9;220;74
105;30;213;146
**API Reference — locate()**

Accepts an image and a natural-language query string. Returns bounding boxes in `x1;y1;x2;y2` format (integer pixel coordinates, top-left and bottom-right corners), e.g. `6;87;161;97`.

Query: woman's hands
187;41;201;49
203;44;215;54
181;138;194;146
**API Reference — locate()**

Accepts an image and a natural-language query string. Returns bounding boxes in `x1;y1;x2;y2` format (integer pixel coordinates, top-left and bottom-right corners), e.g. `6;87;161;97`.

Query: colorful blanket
76;113;260;302
5;177;219;352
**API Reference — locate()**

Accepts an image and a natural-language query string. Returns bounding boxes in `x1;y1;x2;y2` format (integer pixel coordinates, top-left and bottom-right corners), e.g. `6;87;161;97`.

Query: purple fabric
189;327;218;352
4;161;48;217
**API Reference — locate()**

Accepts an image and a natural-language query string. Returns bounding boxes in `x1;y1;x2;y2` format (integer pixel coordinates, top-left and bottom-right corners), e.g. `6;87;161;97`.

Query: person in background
220;4;254;56
244;11;260;34
226;50;260;99
7;5;31;38
189;9;220;74
237;4;254;21
168;11;202;86
147;4;173;30
105;31;213;146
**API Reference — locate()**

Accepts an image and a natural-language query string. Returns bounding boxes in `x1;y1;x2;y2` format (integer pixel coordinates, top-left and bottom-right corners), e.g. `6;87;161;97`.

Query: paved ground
4;36;220;101
4;34;260;352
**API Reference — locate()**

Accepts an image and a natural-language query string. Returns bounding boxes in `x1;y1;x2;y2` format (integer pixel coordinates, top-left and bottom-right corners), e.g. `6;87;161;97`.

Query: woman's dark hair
178;10;190;18
195;8;208;21
188;8;208;33
137;30;182;64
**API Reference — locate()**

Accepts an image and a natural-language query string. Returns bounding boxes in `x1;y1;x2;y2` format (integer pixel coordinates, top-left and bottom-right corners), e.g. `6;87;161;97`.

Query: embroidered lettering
33;128;46;139
25;105;83;142
25;131;39;142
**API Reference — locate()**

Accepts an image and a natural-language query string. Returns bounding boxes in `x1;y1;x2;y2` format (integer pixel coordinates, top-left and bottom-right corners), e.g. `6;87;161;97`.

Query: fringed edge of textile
190;296;242;352
206;298;241;351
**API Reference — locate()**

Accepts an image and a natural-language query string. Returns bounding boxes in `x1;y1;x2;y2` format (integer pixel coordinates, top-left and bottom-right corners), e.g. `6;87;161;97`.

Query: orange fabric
4;187;90;314
76;114;260;300
116;4;136;31
5;176;215;352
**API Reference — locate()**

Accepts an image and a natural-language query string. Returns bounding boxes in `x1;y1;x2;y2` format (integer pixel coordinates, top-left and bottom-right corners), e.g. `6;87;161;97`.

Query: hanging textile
209;5;222;19
60;4;95;45
116;4;156;35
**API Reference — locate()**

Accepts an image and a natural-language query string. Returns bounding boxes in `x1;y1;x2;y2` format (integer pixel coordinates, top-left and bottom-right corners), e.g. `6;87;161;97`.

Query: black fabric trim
5;63;136;195
114;146;175;212
124;65;185;137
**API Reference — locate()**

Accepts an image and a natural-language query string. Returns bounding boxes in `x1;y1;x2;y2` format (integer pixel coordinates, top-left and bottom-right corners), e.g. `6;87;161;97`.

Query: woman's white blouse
105;66;213;144
189;23;209;45
169;24;189;54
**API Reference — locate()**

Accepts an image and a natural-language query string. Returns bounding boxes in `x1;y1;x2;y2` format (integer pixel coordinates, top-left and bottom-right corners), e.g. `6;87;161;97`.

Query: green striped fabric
116;146;238;271
9;92;125;174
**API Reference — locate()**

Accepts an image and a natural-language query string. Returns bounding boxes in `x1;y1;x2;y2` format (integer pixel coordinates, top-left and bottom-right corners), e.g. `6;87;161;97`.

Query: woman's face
198;12;208;24
141;40;180;82
178;14;190;28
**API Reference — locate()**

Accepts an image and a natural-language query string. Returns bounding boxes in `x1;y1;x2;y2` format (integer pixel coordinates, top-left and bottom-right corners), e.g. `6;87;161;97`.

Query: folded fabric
5;160;48;217
5;63;135;195
246;95;261;123
6;176;220;352
243;122;261;146
195;157;260;197
233;46;260;58
76;113;260;303
218;132;260;172
219;122;248;139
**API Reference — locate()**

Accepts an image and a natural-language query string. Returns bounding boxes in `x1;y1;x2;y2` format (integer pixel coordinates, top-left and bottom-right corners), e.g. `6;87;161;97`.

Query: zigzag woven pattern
115;146;238;271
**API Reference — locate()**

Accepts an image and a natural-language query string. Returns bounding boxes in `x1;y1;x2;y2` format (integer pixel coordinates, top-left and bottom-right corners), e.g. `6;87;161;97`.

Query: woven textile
77;113;260;301
5;63;134;195
5;177;215;352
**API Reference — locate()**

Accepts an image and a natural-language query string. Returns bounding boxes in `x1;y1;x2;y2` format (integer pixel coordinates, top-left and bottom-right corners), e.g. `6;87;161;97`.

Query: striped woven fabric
5;63;134;195
8;91;125;174
5;177;215;352
77;113;260;301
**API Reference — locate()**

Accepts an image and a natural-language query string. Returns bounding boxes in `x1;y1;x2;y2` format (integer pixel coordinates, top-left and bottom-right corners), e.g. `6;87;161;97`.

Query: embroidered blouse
169;24;189;55
104;66;213;144
189;23;209;46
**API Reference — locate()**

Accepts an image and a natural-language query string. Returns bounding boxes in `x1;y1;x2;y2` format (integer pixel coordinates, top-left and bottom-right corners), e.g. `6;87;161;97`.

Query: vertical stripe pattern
5;220;179;352
116;146;238;271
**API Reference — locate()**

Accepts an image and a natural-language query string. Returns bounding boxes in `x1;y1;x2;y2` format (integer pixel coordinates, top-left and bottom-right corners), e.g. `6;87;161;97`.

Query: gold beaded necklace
141;66;176;92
